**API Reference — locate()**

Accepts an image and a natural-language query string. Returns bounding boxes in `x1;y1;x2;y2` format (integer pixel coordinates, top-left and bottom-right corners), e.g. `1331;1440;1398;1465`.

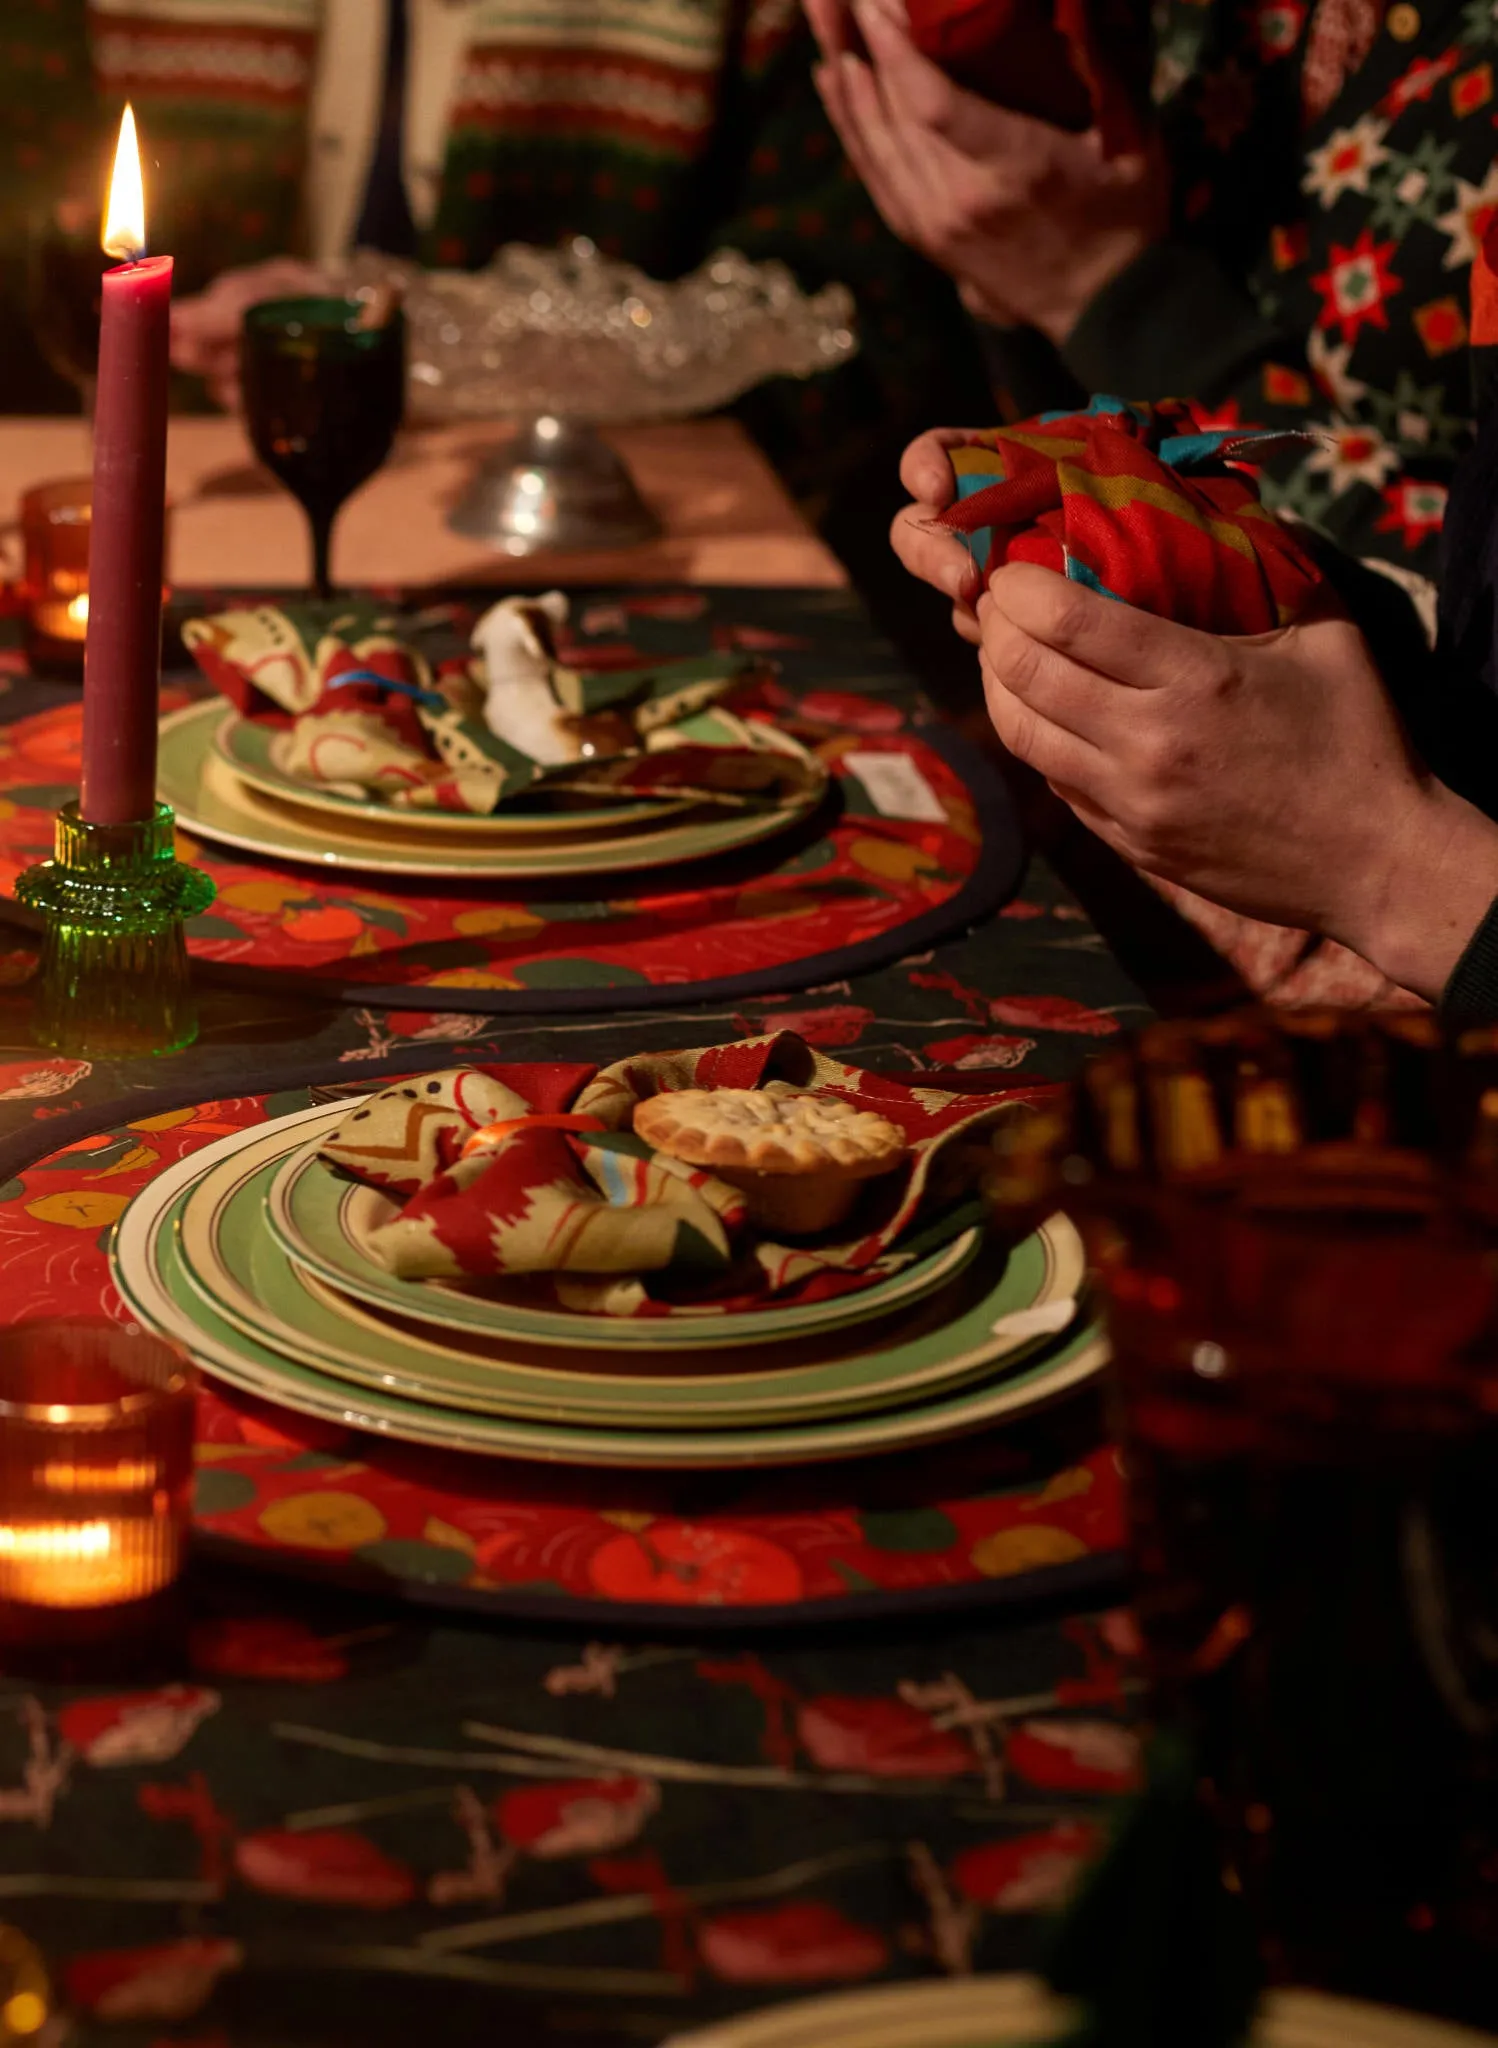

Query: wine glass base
447;418;662;553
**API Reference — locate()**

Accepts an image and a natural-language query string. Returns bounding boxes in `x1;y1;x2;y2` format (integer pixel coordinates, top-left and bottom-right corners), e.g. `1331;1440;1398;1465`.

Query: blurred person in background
0;0;994;518
823;0;1498;1003
813;0;1497;589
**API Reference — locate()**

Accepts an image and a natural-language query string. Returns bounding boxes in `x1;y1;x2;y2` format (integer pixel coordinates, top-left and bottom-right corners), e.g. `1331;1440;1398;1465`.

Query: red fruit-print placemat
0;1075;1125;1631
0;694;1019;1017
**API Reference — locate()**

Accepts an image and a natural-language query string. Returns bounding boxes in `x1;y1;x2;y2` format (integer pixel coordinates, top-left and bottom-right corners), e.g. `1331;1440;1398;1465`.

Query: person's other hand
171;257;330;410
889;427;989;642
978;563;1498;997
814;0;1166;343
803;0;856;56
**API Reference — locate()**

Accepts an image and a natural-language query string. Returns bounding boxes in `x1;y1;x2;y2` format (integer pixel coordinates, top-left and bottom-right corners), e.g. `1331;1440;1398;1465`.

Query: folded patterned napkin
939;396;1325;634
318;1033;1026;1318
181;597;814;818
906;0;1151;153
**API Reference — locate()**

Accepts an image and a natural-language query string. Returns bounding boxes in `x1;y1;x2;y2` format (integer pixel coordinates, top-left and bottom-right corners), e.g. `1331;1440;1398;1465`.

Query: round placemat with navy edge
0;1054;1125;1635
0;589;1022;1016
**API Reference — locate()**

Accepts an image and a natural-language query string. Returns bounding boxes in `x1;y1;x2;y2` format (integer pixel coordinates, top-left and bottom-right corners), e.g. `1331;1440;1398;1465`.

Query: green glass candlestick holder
15;803;216;1057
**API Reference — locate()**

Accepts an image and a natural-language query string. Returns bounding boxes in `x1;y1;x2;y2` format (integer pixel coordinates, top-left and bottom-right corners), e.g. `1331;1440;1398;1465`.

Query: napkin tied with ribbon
939;396;1325;634
320;1033;1028;1317
181;601;811;818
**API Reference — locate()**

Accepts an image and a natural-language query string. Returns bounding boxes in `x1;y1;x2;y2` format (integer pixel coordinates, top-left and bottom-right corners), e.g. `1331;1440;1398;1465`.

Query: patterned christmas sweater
0;0;989;496
1058;0;1494;584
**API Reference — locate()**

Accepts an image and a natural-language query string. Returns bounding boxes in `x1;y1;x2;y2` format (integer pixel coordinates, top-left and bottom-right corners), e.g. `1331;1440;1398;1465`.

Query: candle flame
0;1520;113;1561
2;1992;47;2039
102;103;146;260
40;1455;156;1492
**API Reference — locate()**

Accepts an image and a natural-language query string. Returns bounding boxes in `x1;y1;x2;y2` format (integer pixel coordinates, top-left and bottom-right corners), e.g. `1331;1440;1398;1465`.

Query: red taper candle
80;106;172;826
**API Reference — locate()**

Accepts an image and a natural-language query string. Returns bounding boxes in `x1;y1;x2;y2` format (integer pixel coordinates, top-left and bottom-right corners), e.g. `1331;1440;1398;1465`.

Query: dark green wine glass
240;295;405;601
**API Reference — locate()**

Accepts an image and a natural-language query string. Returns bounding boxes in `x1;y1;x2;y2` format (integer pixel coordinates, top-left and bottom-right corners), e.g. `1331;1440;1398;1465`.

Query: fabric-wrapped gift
181;596;817;818
320;1032;1028;1318
904;0;1152;153
938;397;1419;1008
939;395;1325;634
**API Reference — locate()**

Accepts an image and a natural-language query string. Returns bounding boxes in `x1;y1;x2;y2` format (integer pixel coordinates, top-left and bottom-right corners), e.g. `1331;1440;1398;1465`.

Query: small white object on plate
471;591;576;762
990;1297;1076;1344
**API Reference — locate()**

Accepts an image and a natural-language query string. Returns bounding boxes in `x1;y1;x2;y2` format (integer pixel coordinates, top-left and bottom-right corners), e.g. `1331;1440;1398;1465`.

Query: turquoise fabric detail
954;467;1002;573
1063;554;1126;599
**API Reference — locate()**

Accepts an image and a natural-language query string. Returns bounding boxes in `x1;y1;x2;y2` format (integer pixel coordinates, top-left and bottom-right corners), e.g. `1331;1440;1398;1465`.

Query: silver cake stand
337;239;858;555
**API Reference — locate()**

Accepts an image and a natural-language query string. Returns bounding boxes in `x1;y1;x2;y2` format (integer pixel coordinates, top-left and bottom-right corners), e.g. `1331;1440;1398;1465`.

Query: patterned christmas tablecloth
0;1062;1125;1629
0;586;1154;2047
0;590;1020;1014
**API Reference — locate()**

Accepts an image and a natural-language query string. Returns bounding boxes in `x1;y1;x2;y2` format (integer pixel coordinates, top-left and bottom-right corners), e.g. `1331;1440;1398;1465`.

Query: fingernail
937;550;966;598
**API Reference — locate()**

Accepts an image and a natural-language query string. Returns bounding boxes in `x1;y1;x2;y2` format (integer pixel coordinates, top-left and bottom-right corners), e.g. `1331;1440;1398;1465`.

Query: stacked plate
111;1100;1107;1470
664;1976;1498;2048
157;702;828;879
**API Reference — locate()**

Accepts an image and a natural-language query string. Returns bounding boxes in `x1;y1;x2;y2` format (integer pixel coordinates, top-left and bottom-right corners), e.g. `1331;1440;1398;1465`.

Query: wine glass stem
309;510;334;602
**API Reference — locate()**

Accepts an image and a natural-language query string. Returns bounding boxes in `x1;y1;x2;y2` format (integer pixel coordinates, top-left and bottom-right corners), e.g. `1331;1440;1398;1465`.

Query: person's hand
811;0;1166;343
978;562;1498;999
889;427;990;642
803;0;855;56
171;257;330;410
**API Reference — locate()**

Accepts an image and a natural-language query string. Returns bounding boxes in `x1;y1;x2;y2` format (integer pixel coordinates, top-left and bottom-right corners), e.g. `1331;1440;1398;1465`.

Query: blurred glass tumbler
0;1319;195;1660
995;1012;1498;2024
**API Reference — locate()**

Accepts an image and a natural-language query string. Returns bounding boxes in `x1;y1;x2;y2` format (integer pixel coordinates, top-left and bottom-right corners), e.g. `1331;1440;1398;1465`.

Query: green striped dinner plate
168;1117;1080;1429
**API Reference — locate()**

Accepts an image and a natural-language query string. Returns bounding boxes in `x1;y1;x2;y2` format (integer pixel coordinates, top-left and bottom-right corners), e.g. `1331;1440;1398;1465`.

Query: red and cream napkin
181;600;800;818
317;1033;1028;1318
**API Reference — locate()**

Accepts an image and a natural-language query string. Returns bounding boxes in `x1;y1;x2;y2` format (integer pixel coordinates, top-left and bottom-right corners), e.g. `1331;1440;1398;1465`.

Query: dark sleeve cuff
1061;241;1295;404
971;321;1088;421
1440;895;1498;1029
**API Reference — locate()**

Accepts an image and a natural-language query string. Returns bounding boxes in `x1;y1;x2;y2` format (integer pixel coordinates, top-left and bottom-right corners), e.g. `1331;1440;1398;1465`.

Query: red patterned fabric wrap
1472;211;1498;349
321;1034;1026;1316
939;397;1325;633
904;0;1151;152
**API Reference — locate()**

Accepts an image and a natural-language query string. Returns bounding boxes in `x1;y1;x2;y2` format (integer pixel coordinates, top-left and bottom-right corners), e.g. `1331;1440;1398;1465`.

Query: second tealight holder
19;479;92;678
16;802;216;1056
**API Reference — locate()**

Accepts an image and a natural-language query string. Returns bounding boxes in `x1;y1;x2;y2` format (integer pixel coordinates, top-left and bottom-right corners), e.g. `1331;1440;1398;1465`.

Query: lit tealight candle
0;1320;194;1659
0;1924;49;2048
19;481;92;676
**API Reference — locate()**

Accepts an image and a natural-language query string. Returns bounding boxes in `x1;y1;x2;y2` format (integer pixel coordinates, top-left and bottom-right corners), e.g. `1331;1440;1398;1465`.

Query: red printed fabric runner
0;1092;1124;1618
0;684;983;1000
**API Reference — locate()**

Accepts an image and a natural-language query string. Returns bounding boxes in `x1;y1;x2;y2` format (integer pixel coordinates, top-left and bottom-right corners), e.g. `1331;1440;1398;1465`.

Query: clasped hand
971;559;1498;1001
805;0;1166;341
